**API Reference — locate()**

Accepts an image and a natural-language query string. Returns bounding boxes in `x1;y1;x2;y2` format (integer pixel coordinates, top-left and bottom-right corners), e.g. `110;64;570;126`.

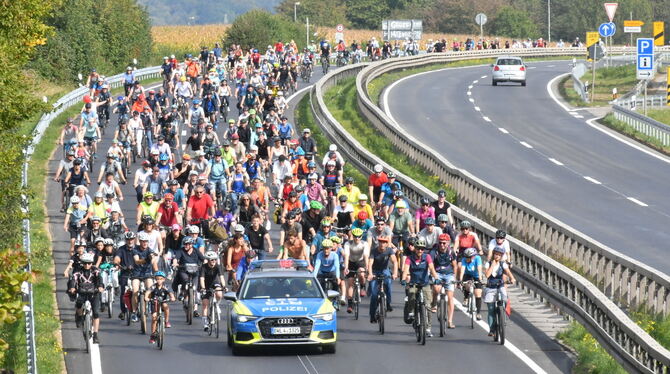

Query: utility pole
306;17;309;47
548;0;551;44
294;2;300;22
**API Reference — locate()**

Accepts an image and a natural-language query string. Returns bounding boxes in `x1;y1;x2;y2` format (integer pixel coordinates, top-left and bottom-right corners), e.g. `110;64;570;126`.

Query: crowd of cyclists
54;38;517;348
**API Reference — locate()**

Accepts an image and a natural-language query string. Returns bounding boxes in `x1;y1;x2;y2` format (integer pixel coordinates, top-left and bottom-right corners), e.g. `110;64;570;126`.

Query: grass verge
599;113;670;156
646;108;670;126
323;76;456;204
557;323;626;374
561;64;638;107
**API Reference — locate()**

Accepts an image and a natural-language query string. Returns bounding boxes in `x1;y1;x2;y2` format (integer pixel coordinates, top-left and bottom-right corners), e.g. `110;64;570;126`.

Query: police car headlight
311;313;334;321
237;315;259;322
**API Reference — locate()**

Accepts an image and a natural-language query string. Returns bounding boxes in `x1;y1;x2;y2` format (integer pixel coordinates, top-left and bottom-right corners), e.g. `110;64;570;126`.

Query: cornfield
152;24;527;52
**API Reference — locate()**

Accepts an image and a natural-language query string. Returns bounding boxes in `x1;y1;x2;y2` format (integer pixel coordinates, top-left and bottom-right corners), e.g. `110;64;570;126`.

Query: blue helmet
192;99;201;105
159;153;169;161
117;96;124;100
154;271;166;278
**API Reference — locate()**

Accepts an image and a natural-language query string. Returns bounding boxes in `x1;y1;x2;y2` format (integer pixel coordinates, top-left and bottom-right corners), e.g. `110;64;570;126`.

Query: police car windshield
240;277;322;299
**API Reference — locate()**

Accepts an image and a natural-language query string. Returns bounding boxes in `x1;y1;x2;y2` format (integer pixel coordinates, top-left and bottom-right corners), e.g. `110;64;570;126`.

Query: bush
224;9;304;50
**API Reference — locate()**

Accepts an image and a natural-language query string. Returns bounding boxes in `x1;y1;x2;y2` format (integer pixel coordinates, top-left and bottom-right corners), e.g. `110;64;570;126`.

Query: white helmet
103;238;115;246
188;225;200;234
329;144;337;152
137;232;150;241
80;253;95;263
234;224;245;233
373;164;383;173
464;247;478;258
205;251;218;260
70;196;80;204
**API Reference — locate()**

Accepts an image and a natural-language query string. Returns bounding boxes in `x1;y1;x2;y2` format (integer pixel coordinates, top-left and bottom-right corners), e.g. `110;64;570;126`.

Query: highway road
45;67;571;374
385;60;670;267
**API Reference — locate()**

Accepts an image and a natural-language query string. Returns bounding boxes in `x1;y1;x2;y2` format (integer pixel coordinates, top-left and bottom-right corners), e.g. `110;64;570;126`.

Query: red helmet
357;211;368;220
163;193;174;200
438;233;451;242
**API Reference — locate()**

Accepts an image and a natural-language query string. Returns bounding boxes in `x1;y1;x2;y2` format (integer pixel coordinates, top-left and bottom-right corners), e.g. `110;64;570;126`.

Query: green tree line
274;0;667;44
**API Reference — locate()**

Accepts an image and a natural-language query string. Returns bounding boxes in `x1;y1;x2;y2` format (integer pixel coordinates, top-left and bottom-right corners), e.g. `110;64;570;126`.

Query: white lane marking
469;98;475;103
483;116;491;122
583;176;602;185
528;66;537;69
181;130;186;136
453;300;547;374
546;73;572;112
473;80;479;84
498;128;509;134
548;158;564;166
304;356;319;374
627;197;648;207
547;65;556;68
296;355;312;374
467;91;472;96
520;141;533;148
91;339;103;374
573;115;584;119
468;85;473;89
481;75;487;79
568;112;577;115
584;118;670;166
474;106;481;111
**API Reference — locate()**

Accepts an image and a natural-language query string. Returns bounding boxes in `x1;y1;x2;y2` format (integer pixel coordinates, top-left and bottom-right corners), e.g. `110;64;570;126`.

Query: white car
491;56;527;86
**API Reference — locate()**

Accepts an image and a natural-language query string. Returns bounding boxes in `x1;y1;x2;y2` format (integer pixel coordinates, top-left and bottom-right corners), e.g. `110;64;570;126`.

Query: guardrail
571;62;589;102
21;65;161;374
613;104;670;146
309;56;670;372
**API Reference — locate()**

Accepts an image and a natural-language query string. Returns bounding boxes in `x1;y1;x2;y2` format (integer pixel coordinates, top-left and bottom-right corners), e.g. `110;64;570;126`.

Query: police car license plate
271;327;301;335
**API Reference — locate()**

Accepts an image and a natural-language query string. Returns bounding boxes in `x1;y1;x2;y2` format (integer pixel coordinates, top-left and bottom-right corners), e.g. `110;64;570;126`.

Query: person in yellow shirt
336;177;361;204
86;192;110;224
353;194;374;221
136;192;160;227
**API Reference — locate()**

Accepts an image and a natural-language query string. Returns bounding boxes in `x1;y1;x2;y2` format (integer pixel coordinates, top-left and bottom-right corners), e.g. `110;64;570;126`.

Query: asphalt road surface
46;66;571;374
385;60;670;268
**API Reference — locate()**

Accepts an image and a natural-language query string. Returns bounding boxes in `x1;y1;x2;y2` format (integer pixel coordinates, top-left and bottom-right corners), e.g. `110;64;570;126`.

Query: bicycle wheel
377;295;385;335
414;304;422;343
84;312;92;353
107;290;113;319
214;303;220;339
140;298;147;334
208;302;214;336
469;295;475;329
353;284;360;320
158;314;165;350
187;286;194;325
498;306;505;345
419;305;427;345
438;296;446;337
125;307;131;326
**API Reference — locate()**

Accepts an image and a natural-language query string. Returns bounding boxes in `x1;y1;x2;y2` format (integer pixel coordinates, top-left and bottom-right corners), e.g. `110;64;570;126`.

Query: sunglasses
195;191;204;194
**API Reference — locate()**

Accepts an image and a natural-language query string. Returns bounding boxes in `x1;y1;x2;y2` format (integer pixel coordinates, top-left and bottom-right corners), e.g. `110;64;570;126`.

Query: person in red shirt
368;164;388;205
156;193;180;240
275;41;284;55
186;186;215;225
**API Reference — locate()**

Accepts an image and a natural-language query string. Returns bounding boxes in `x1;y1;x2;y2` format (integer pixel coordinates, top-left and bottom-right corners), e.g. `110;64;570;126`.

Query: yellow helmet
180;76;187;82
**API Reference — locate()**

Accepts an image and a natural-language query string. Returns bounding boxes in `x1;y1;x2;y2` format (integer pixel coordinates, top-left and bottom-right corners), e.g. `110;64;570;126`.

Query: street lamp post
294;2;300;22
547;0;551;44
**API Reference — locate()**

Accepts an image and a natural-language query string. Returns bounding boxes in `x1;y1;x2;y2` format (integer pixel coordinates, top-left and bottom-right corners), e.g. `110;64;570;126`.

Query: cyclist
247;214;274;260
343;228;370;313
279;229;309;261
172;236;205;315
367;216;393;251
333;195;354;230
63;240;86;279
63;196;88;255
114;231;136;320
430;234;457;329
351;211;373;241
432;189;453;226
484;247;516;336
415;197;435;231
487;229;512;263
319;40;331;73
418;217;442;251
136;192;160;227
97;154;125;184
199;251;225;332
388;200;415;250
96;84;111;126
321;161;340;214
313;239;341;294
367;236;398;323
131;232;158;323
58;118;79;153
454;220;483;258
146;271;174;344
367;164;387;204
337;176;361;205
458;247;484;320
436;214;456;245
208;149;229;204
311;219;337;257
80;106;101;157
402;239;439;337
352;194;373;222
377;172;400;219
67;252;103;344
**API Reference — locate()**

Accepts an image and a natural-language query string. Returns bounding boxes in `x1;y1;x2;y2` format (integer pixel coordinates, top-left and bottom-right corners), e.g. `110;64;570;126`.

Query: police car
224;260;338;355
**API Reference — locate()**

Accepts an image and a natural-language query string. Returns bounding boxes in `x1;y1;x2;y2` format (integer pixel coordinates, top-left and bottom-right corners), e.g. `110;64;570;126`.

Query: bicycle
435;278;456;337
491;282;510;345
81;299;93;353
374;275;388;334
205;288;221;338
100;265;116;319
179;264;200;325
301;64;312;83
351;269;365;320
321;55;330;74
138;281;148;334
319;276;340;311
461;279;480;329
409;283;427;345
151;297;166;350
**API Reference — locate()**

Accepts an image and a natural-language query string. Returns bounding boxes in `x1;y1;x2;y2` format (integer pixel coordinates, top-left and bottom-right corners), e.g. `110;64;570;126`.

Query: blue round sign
599;22;616;37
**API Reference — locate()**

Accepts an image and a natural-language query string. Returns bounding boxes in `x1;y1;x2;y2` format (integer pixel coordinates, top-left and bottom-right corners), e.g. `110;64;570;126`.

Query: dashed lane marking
520;141;533;148
548;158;564;166
583;176;602;185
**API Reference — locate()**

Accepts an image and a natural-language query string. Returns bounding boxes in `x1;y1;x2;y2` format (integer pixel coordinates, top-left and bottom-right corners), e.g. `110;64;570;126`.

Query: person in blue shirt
164;180;186;212
313;239;341;294
367;236;398;323
378;172;401;218
278;117;294;144
311;219;337;257
208;149;229;203
351;212;373;240
458;247;484;320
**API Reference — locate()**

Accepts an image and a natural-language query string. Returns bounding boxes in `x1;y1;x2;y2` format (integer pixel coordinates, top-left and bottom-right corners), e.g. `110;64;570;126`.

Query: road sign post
637;38;654;115
667;67;670;106
475;13;487;41
586;31;599;102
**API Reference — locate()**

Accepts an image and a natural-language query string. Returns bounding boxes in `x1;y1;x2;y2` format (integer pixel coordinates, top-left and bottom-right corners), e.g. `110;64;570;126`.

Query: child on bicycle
67;252;104;344
146;271;174;344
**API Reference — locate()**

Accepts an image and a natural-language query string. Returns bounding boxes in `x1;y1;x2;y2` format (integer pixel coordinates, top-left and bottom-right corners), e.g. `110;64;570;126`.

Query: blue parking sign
637;38;654;79
637;38;653;54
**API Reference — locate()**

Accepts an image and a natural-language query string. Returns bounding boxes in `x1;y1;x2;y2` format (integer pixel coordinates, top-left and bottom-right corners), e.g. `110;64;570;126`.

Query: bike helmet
329;144;337;151
188;225;200;234
143;192;154;198
338;195;348;202
234;224;245;233
437;214;449;223
358;194;368;201
204;251;218;260
464;247;477;258
70;196;80;204
357;211;368;220
94;237;105;244
395;200;407;209
424;217;435;225
168;179;179;186
91;216;102;223
73;159;83;165
321;219;332;227
163;192;174;200
492;246;506;255
437;189;447;197
321;239;333;248
143;217;155;225
183;237;194;245
80;253;95;263
344;177;354;184
387;172;396;178
309;201;323;210
289;191;298;198
154;271;166;278
222;140;230;147
393;190;403;198
459;220;472;229
373;164;383;173
159;153;169;161
193;99;201;105
137;232;149;241
74;240;86;247
495;230;507;239
213;148;222;157
103;238;114;246
415;239;427;248
330;236;342;244
351;228;364;237
407;236;417;246
438;233;451;242
420;197;430;205
294;185;304;192
125;231;136;239
307;161;316;168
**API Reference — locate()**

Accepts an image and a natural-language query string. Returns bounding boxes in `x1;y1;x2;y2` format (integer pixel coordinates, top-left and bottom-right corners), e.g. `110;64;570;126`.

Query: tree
275;0;347;27
345;0;390;29
489;6;540;39
224;10;305;50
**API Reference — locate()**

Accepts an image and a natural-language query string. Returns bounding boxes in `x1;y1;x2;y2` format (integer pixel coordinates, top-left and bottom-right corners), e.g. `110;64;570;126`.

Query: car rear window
241;277;323;299
496;59;523;65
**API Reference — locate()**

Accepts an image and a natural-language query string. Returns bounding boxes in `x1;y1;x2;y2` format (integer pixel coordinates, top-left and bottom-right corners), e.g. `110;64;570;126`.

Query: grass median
561;64;638;107
599;113;670;155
